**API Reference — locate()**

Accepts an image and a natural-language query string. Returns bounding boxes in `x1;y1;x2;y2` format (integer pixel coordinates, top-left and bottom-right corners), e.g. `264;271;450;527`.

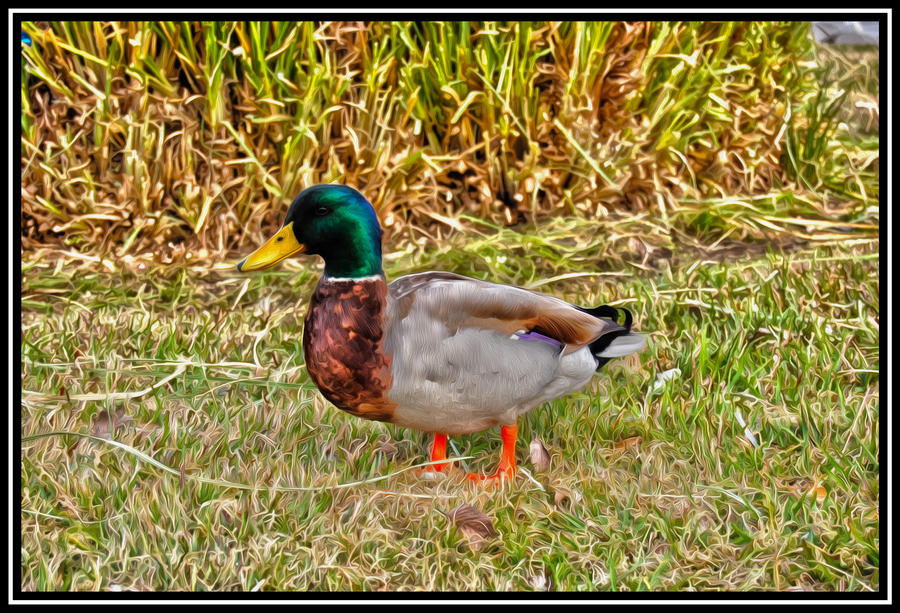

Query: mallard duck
238;184;645;484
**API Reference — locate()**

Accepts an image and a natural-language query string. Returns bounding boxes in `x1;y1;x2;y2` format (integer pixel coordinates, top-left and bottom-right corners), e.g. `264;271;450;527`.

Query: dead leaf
90;407;128;439
320;441;338;463
650;368;681;394
553;486;582;507
791;478;828;503
529;438;551;472
528;570;552;591
91;413;112;439
445;504;498;551
374;437;397;458
808;485;827;502
668;496;692;518
614;436;642;452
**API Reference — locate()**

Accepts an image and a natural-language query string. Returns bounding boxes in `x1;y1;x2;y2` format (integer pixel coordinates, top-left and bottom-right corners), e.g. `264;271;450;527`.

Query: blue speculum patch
513;330;563;350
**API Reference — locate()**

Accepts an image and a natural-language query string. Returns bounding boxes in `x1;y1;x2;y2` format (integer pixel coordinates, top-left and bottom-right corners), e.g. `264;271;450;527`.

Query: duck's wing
387;271;622;354
382;272;631;433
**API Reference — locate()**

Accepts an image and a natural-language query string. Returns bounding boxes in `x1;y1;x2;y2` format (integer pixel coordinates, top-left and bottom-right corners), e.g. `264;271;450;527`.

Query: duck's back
383;272;629;434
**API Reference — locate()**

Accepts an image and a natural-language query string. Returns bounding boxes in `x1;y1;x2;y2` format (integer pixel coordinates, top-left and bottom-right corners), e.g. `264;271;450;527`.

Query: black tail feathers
576;305;642;370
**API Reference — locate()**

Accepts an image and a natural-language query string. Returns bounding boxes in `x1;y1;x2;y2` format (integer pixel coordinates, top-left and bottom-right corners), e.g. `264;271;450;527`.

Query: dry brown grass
21;20;868;265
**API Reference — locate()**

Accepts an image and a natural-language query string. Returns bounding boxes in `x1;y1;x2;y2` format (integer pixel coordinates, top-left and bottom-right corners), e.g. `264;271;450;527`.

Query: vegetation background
20;20;880;592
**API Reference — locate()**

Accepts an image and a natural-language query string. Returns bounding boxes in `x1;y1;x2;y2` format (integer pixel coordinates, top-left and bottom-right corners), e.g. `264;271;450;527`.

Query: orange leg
467;423;518;485
421;433;450;473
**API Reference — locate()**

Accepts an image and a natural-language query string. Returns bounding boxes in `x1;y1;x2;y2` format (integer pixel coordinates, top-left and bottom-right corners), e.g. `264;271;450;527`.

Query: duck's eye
315;206;330;217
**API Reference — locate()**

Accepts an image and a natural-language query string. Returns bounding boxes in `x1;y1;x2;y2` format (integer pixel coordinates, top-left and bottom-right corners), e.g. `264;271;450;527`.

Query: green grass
20;224;879;591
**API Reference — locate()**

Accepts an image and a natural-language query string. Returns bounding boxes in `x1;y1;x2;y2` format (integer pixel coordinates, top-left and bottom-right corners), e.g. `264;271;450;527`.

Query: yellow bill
237;222;306;272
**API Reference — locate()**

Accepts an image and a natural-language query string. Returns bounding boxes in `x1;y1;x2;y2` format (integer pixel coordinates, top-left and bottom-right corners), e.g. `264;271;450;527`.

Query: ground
20;221;879;591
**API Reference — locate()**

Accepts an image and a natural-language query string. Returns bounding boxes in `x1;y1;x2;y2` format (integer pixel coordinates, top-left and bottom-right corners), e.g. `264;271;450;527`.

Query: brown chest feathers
302;278;396;422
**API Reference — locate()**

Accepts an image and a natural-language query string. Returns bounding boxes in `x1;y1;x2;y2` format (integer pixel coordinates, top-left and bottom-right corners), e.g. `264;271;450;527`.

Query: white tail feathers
596;332;646;358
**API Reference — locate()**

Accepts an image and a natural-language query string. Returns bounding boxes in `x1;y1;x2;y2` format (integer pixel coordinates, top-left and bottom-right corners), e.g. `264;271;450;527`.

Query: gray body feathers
382;272;644;434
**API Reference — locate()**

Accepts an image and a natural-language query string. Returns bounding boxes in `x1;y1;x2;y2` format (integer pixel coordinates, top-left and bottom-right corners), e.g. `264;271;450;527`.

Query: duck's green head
237;184;384;279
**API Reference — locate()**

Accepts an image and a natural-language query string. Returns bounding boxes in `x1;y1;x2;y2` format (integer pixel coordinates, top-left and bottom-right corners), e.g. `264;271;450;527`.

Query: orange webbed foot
466;423;518;487
465;465;516;486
